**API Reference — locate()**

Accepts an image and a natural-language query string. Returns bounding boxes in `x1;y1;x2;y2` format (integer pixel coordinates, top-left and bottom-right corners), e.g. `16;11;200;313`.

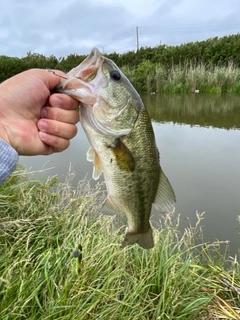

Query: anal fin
153;168;176;214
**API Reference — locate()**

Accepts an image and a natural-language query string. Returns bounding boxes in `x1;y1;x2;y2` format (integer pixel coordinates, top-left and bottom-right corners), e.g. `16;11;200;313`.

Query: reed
123;60;240;94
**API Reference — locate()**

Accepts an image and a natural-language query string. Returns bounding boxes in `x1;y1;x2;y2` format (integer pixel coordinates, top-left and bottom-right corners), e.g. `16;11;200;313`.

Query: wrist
0;125;12;150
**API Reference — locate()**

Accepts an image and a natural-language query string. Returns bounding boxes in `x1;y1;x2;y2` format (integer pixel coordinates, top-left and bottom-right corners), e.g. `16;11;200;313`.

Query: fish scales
83;106;160;233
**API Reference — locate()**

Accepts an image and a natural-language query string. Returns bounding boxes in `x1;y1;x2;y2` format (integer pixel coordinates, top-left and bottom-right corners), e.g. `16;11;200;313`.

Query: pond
20;93;240;256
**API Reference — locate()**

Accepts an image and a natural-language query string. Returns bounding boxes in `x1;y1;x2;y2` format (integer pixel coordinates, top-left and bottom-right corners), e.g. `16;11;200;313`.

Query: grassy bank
0;167;240;319
122;60;240;94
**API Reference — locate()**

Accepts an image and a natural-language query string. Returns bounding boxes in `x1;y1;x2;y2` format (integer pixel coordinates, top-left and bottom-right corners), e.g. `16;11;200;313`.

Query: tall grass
0;167;240;319
122;60;240;94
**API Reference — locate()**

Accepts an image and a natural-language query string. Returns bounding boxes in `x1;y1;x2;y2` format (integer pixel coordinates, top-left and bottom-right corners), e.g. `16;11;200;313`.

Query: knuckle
71;125;78;137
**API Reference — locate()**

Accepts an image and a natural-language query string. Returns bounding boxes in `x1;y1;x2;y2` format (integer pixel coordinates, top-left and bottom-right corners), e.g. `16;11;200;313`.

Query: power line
138;23;240;35
134;23;240;48
113;45;136;53
139;22;240;29
101;27;135;48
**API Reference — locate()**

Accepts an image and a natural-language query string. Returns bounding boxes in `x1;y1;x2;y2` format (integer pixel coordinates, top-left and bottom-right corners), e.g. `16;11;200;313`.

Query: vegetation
121;60;240;94
0;166;240;319
2;34;240;93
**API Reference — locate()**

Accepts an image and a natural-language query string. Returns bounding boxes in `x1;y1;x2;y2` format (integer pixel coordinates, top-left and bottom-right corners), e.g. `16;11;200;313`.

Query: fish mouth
54;48;105;103
67;47;103;82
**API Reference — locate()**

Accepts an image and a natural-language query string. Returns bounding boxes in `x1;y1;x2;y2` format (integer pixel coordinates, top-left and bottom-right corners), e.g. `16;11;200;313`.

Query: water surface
20;93;240;255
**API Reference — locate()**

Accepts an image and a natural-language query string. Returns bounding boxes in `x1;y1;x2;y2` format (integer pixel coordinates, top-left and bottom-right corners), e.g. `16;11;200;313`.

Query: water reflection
143;93;240;129
143;93;240;256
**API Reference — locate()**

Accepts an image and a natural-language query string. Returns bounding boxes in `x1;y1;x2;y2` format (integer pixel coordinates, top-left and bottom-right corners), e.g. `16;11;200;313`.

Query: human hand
0;69;79;156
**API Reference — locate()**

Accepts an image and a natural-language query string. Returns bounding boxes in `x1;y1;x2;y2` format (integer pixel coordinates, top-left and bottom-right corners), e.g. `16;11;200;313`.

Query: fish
54;48;176;249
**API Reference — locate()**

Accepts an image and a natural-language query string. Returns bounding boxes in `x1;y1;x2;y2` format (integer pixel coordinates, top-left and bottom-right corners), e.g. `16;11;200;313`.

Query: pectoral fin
153;168;176;214
86;147;103;180
108;138;135;172
86;147;95;162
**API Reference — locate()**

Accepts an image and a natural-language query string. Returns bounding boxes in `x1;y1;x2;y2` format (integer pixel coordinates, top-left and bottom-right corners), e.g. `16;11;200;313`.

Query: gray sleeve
0;139;19;185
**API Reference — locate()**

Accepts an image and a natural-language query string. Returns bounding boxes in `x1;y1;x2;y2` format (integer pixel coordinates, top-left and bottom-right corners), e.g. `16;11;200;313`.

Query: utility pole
136;26;139;52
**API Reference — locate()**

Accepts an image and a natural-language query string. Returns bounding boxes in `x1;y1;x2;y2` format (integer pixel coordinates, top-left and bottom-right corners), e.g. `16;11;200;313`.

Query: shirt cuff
0;139;19;185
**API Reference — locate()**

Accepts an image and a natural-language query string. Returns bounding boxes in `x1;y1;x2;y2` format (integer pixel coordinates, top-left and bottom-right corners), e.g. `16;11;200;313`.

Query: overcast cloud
1;0;240;58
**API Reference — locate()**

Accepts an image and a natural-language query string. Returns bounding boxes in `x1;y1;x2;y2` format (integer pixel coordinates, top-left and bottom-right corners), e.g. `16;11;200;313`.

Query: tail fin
122;228;154;249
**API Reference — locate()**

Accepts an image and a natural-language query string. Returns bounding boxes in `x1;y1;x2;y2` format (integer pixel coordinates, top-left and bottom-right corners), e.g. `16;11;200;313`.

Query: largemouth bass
55;48;175;249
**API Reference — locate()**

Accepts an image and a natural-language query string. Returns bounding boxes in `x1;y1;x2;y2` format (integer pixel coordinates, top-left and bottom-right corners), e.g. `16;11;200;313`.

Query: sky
1;0;240;58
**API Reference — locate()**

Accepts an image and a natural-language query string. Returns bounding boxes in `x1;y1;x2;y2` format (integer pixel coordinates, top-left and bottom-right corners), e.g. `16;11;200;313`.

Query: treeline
108;33;240;68
2;34;240;93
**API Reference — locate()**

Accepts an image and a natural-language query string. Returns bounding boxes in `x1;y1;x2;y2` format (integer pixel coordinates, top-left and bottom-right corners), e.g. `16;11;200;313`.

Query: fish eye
110;70;121;81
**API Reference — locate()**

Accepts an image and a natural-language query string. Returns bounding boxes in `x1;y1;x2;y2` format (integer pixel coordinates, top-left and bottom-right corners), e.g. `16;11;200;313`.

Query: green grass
0;167;239;319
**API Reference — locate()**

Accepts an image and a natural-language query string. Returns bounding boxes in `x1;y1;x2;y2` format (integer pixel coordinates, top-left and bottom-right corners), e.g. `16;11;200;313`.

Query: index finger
24;69;68;90
49;93;79;110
